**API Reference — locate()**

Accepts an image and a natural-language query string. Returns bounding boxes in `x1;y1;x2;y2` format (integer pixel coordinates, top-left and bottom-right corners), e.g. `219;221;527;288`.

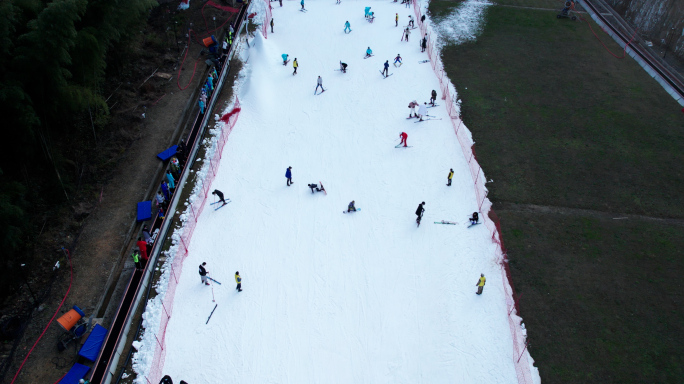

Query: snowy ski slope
158;1;528;382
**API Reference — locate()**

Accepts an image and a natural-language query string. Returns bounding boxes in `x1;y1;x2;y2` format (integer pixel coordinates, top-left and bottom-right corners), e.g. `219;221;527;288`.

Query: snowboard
419;60;430;64
467;222;481;228
320;181;327;195
363;54;374;59
343;208;361;213
283;59;290;66
395;144;412;148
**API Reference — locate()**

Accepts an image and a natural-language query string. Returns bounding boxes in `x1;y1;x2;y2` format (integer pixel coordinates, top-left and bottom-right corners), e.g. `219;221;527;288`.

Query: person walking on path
142;225;152;243
399;131;408;147
270;18;274;33
156;191;166;210
293;58;298;75
199;99;205;114
476;274;486;294
418;102;428;121
235;271;243;292
166;171;176;190
131;250;142;270
447;168;454;186
315;76;324;94
382;61;389;77
286;166;293;186
136;237;149;263
344;21;351;33
395;13;399;27
199;262;210;285
161;181;170;201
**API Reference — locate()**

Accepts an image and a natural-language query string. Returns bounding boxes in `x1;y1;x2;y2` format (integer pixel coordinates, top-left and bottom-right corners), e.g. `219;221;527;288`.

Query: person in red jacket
399;132;408;147
136;237;149;267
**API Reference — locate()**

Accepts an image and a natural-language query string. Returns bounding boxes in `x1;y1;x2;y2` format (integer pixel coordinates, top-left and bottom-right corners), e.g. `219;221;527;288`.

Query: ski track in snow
142;1;532;383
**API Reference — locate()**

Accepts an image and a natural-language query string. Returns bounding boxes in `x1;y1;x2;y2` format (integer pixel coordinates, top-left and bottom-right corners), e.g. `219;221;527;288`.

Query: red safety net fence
413;3;534;383
145;98;241;384
261;0;272;39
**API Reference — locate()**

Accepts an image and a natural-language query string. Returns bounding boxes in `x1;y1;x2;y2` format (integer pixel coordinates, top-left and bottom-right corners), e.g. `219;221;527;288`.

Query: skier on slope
199;262;210;285
212;189;228;206
476;273;486;295
408;100;418;118
270;18;274;33
382;60;389;77
399;131;408;147
340;61;348;73
365;47;373;58
282;53;289;65
402;27;410;42
447;168;454;186
408;15;415;28
430;89;437;106
344;21;351;33
364;7;371;18
394;54;402;66
416;202;425;223
421;35;427;52
293;58;298;75
235;271;243;292
417;102;428;121
315;76;324;94
300;0;304;10
469;212;479;225
395;13;399;27
347;200;357;212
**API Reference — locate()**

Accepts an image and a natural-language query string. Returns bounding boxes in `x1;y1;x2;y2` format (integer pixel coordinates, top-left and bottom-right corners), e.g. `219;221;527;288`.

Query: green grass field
429;0;684;382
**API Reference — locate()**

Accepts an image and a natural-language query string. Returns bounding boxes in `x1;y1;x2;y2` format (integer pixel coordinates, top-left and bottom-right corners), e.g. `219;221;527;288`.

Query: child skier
382;61;389;77
430;89;437;106
469;212;479;225
344;21;351;33
399;131;408;147
365;47;373;58
282;53;289;65
394;54;402;66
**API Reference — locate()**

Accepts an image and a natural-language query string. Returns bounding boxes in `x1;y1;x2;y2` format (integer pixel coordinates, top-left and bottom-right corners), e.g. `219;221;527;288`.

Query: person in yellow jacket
235;271;243;292
447;168;454;186
476;274;486;295
395;13;399;27
293;58;298;75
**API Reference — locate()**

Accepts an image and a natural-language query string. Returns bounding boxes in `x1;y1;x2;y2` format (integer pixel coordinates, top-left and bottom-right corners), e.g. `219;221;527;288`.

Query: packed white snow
142;1;536;383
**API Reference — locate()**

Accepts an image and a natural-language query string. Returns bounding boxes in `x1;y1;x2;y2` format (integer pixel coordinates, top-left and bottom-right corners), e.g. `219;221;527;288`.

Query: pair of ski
433;220;481;228
363;54;374;59
395;143;412;148
210;199;231;210
415;117;441;123
344;29;352;34
379;70;393;78
314;88;326;95
393;62;402;67
300;8;307;12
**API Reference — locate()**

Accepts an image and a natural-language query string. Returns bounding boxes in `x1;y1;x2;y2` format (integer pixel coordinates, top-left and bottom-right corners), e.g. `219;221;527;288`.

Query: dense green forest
0;0;157;293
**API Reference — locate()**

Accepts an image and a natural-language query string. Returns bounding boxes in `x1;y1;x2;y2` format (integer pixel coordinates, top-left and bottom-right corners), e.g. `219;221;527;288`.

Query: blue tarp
78;324;108;362
59;363;90;384
157;145;178;161
137;201;152;222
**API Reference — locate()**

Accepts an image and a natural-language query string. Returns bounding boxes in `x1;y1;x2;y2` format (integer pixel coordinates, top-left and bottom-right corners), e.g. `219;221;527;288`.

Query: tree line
0;0;157;293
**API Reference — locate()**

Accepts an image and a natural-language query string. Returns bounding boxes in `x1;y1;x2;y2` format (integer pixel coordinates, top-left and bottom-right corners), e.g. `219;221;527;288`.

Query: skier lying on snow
308;183;325;193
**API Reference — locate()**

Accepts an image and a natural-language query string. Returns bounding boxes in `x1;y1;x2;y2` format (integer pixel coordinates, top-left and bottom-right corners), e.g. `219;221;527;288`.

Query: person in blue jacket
282;53;289;65
344;21;351;33
347;200;356;212
382;60;389;77
300;0;304;10
161;181;170;200
365;47;372;58
166;170;176;189
285;166;293;186
364;6;371;18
